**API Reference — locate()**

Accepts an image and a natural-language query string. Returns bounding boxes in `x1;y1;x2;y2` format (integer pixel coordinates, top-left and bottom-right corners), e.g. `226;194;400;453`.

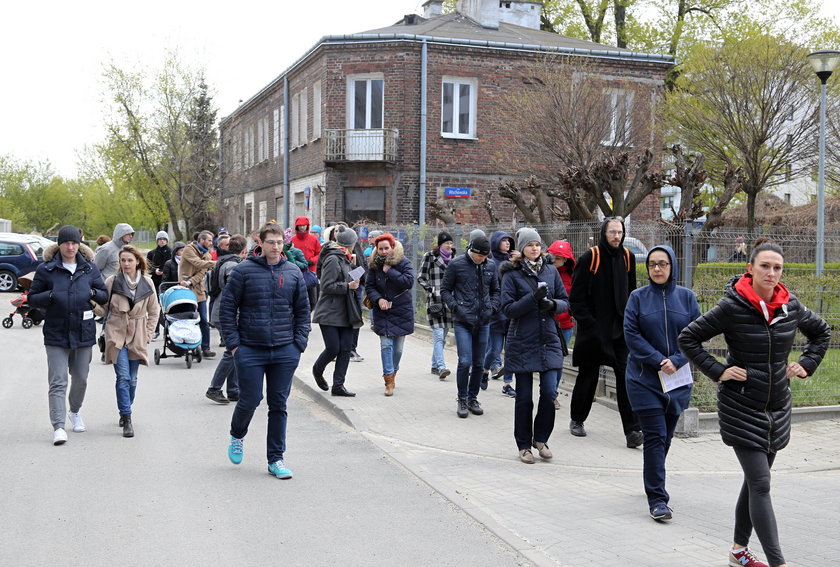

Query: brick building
219;0;672;234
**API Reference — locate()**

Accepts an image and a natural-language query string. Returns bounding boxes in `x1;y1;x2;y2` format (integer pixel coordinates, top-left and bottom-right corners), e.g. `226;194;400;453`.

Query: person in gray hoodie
95;223;135;280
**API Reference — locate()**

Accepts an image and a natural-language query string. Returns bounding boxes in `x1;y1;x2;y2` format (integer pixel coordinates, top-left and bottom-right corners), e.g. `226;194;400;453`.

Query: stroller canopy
161;286;198;315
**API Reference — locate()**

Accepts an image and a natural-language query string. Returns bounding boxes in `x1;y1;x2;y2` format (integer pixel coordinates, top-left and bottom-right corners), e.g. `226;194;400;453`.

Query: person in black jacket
568;217;642;447
161;241;185;286
500;228;569;464
146;231;171;338
679;239;829;567
219;223;311;479
365;232;414;397
28;225;108;445
440;235;500;418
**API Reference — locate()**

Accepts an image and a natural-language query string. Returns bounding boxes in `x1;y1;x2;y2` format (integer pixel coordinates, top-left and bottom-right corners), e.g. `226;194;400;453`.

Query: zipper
662;289;672;414
764;318;773;451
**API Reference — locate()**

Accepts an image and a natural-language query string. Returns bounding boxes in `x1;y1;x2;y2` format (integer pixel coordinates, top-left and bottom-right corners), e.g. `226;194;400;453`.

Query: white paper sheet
658;363;693;393
348;266;366;281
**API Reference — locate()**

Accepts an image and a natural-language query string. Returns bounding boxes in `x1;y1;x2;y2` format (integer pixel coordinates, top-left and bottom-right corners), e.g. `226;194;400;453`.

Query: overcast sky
1;0;838;178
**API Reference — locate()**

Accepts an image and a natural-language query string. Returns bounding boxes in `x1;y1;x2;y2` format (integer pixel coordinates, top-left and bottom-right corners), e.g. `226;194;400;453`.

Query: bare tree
666;35;819;234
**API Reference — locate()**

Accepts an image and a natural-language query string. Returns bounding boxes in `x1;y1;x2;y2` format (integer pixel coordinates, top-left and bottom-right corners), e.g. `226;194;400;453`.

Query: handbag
427;302;444;316
363;295;374;310
302;269;319;289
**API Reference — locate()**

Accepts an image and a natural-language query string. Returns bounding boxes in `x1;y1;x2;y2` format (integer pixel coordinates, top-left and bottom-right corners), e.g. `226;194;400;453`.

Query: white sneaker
68;412;86;433
53;428;68;445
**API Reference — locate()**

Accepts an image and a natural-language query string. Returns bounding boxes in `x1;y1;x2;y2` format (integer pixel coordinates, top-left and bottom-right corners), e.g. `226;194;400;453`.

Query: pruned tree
666;35;819;234
496;55;664;221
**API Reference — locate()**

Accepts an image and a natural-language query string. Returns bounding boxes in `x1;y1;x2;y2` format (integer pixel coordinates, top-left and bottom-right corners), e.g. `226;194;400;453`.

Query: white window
300;88;308;145
257;117;269;162
273;108;280;158
348;75;384;129
246;127;255;168
312;80;322;141
441;77;477;138
291;94;300;148
232;135;240;172
602;89;634;146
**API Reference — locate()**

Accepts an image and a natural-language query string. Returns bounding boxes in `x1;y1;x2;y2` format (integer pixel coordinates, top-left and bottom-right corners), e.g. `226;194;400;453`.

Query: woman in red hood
546;240;575;410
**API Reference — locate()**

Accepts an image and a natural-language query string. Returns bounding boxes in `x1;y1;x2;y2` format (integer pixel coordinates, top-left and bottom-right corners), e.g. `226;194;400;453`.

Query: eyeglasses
263;240;284;247
648;261;670;270
606;230;624;236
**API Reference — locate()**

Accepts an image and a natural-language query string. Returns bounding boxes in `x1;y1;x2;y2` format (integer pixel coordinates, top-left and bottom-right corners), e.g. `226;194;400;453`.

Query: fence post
682;222;693;289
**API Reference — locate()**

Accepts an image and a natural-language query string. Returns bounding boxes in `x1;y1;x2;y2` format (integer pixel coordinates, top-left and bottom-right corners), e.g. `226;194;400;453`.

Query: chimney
457;0;543;30
423;0;444;18
457;0;500;29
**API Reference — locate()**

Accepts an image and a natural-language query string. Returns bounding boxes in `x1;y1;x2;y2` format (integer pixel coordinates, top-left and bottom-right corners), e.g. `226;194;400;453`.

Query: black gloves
538;297;555;312
532;284;548;301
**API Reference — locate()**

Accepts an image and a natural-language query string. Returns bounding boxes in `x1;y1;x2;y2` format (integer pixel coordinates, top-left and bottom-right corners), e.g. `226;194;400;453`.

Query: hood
546;240;575;271
294;216;311;232
598;217;625;252
43;243;95;263
646;245;677;291
368;240;405;268
490;230;514;262
112;223;134;242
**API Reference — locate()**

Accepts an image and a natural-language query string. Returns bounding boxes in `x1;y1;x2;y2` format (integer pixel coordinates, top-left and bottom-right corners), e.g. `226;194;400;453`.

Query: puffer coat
100;273;160;365
28;244;108;349
440;252;500;329
624;246;701;415
219;255;311;352
365;240;415;337
679;276;830;452
500;257;569;373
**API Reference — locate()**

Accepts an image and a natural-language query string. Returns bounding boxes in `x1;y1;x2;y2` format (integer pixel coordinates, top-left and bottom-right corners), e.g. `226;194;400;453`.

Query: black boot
122;415;134;438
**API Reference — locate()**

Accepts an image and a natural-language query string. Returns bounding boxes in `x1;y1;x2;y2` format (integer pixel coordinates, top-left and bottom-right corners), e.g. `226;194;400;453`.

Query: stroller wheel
185;352;193;369
2;317;12;329
21;317;33;329
195;349;203;363
154;348;161;365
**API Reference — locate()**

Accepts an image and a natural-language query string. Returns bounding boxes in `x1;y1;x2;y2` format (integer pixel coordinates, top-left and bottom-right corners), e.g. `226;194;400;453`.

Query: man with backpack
206;235;248;404
568;217;643;448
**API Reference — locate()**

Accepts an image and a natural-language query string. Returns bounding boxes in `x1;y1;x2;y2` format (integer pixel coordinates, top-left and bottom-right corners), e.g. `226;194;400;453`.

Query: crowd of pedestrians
29;219;831;567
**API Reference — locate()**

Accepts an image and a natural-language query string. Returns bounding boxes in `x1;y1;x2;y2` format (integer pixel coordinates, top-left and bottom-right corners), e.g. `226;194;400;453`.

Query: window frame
346;74;385;130
602;88;635;147
441;76;478;139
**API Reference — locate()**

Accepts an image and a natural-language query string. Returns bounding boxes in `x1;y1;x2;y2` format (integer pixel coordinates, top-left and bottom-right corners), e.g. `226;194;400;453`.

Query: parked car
623;236;648;265
0;234;45;292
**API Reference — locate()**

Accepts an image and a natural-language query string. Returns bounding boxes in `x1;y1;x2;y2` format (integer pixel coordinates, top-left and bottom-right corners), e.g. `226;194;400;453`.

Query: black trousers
733;447;784;566
570;353;639;434
313;325;354;388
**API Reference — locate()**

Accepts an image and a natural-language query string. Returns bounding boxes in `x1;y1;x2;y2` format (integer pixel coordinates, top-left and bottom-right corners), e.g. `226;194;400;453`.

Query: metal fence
356;221;840;410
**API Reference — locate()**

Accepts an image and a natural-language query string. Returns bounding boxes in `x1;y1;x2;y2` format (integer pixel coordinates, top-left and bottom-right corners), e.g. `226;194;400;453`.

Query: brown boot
384;372;396;396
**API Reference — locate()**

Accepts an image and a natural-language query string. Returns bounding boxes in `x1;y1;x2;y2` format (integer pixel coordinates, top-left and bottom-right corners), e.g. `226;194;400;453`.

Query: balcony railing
324;128;399;163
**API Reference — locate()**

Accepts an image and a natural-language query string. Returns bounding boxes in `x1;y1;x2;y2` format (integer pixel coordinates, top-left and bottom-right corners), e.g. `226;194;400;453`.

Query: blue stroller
154;283;203;368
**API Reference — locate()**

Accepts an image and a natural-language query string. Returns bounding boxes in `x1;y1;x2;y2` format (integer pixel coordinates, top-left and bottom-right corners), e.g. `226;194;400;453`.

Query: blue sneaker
502;384;516;397
228;436;244;465
649;502;672;521
268;460;293;479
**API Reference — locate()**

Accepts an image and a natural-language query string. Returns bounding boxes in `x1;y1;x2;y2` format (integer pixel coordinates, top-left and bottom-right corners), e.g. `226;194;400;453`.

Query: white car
623;236;648;265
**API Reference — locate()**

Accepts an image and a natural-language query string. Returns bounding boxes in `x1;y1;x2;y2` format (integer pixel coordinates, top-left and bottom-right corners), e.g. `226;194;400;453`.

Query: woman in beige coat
100;245;160;437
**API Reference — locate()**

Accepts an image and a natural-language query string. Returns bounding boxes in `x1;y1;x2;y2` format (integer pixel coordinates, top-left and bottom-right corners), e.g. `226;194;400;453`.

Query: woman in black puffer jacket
679;239;829;567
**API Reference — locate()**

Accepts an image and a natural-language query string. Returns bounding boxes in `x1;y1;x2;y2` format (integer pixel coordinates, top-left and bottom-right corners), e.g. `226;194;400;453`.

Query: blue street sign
444;187;471;198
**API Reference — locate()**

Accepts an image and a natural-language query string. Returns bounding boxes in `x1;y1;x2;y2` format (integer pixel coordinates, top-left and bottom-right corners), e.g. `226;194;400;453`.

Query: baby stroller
2;271;45;329
154;283;203;368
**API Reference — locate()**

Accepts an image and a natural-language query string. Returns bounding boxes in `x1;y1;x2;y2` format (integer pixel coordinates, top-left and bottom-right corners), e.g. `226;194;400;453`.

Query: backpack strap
588;246;600;275
624;248;631;272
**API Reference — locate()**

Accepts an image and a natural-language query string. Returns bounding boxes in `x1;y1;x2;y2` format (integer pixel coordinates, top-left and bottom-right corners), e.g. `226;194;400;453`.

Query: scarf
734;273;791;325
438;247;452;265
524;256;543;275
174;255;181;265
123;270;141;300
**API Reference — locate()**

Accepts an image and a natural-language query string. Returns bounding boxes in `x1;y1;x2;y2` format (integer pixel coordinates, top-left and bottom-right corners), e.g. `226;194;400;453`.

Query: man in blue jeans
218;223;311;479
440;235;500;418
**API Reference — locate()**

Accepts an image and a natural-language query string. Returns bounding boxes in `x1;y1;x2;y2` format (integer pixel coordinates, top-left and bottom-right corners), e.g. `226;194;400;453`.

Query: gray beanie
368;230;384;241
335;225;358;248
469;229;486;244
516;227;542;253
156;231;169;241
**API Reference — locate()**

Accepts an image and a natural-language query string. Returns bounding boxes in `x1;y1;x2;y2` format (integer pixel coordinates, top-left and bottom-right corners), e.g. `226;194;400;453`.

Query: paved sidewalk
296;324;840;566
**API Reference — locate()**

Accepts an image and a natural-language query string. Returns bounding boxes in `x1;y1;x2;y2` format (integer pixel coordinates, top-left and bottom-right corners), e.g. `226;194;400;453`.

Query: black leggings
733;447;784;567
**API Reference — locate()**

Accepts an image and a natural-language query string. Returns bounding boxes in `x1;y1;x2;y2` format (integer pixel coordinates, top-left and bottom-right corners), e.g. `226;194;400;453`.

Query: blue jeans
208;349;239;395
483;329;513;383
379;335;405;375
636;408;680;507
554;327;573;397
514;370;558;450
453;322;489;400
431;326;449;370
230;343;300;463
114;346;140;415
197;300;210;351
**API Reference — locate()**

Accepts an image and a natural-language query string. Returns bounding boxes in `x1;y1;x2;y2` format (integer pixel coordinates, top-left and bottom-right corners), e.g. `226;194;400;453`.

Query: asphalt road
0;293;527;566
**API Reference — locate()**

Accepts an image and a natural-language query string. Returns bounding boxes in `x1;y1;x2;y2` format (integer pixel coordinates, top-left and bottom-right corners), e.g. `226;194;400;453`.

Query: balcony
324;128;398;164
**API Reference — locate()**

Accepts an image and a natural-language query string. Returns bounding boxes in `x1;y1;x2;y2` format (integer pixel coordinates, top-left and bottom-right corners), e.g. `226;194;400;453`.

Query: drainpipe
283;76;291;228
419;39;428;226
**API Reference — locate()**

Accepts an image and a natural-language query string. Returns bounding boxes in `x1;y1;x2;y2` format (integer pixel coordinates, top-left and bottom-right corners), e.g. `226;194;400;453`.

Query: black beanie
469;235;491;255
437;231;453;247
57;225;82;245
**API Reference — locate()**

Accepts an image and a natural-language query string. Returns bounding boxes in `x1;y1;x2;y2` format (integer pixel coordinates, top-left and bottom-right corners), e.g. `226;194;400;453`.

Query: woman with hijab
99;245;160;437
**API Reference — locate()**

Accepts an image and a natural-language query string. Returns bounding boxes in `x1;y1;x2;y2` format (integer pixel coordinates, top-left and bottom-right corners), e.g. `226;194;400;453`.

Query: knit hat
156;231;169;241
469;229;486;245
368;230;384;241
437;231;453;247
57;225;82;245
516;227;542;253
469;235;491;255
335;225;358;248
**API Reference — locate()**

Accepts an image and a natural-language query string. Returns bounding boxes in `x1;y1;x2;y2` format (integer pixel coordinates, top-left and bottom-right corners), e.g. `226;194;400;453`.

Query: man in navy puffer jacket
219;223;311;479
